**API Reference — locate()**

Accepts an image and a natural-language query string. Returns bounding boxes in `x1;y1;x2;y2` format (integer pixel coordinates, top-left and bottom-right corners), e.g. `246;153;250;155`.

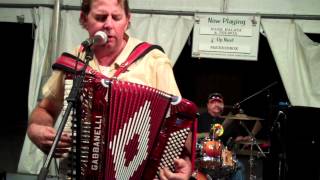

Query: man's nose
103;17;113;28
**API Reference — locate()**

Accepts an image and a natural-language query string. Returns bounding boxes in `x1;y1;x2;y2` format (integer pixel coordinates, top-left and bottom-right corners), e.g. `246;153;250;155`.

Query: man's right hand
27;124;71;157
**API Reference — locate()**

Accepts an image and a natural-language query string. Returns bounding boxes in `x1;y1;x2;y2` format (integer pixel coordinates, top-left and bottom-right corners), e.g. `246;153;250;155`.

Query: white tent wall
261;20;320;108
17;8;87;175
1;0;320;13
128;14;194;65
227;0;320;15
1;1;320;33
0;8;33;23
0;0;320;176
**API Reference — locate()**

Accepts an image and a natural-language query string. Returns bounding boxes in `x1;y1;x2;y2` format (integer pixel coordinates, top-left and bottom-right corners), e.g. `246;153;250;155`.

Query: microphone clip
231;102;241;115
80;31;108;52
226;137;235;150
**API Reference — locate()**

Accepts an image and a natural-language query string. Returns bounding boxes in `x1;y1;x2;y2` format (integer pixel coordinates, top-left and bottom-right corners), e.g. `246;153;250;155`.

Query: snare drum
196;142;238;179
202;139;223;157
196;139;223;169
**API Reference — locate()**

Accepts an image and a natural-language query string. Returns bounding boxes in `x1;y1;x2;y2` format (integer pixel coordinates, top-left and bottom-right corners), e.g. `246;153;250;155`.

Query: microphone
270;110;286;132
231;102;241;115
81;31;108;50
278;110;286;118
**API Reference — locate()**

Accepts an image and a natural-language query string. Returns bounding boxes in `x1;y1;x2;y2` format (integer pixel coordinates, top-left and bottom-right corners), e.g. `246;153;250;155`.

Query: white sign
192;14;261;61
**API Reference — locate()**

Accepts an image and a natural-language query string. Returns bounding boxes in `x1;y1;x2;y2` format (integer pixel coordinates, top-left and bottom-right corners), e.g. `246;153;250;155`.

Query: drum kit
195;113;269;180
195;82;277;180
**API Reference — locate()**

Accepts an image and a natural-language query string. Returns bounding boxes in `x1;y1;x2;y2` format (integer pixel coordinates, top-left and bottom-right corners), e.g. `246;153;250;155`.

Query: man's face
82;0;130;53
207;99;224;116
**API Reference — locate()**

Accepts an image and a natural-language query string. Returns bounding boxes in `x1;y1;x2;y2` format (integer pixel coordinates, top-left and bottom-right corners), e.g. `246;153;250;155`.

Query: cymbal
235;139;269;145
235;149;269;157
223;113;264;121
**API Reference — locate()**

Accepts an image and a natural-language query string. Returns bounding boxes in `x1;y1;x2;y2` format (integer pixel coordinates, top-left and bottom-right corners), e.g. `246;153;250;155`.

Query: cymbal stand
239;121;266;180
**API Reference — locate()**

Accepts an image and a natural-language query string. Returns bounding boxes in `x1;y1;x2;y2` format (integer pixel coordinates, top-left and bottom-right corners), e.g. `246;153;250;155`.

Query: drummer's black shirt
198;112;249;145
198;112;224;133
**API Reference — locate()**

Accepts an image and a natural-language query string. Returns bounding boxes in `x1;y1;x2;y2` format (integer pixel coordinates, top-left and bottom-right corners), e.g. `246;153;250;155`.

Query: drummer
198;92;238;143
197;92;246;180
198;92;263;145
198;93;224;140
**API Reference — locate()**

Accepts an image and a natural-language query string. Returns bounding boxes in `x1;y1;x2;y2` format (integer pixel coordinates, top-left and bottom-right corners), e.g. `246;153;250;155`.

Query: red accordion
54;53;198;180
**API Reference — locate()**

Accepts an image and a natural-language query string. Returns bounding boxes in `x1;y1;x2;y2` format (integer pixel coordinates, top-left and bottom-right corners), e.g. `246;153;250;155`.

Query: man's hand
158;157;192;180
28;124;71;157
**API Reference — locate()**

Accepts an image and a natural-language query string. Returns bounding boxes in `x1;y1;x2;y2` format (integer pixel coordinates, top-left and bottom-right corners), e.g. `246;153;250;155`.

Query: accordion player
52;52;198;180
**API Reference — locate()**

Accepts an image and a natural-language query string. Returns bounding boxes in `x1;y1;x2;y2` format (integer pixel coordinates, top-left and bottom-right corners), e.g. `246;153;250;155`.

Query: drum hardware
0;170;6;180
223;113;264;121
235;138;270;159
236;149;269;158
196;124;238;179
236;139;268;145
239;120;266;180
227;82;277;180
201;123;224;158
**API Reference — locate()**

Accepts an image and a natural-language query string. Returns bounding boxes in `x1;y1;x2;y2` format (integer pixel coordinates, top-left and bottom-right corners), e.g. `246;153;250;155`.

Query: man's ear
126;13;131;30
80;12;88;29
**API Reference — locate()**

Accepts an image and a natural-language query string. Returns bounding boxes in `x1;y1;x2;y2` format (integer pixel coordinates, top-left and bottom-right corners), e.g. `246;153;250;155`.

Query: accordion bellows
55;53;198;180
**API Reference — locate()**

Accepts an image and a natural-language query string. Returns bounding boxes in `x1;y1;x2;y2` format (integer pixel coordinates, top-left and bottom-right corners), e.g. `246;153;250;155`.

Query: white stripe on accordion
108;100;152;179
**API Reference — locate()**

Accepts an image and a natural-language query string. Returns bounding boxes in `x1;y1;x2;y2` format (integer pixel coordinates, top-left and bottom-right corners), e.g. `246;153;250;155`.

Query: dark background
0;22;319;180
0;22;33;174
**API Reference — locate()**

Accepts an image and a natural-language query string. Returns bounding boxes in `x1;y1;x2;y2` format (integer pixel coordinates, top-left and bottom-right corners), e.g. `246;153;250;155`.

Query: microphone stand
230;82;277;180
37;47;94;180
232;81;278;111
272;109;288;180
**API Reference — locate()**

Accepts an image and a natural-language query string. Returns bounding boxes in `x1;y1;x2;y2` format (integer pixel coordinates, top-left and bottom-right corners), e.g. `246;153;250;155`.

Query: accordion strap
113;42;164;78
52;52;106;79
53;42;164;78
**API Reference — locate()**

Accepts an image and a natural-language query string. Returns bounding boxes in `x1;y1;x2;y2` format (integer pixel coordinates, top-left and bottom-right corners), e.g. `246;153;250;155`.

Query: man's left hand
158;156;192;180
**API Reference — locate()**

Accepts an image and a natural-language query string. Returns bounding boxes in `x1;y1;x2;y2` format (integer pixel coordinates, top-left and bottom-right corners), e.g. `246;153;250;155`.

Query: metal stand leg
249;142;256;180
239;121;266;180
0;170;6;180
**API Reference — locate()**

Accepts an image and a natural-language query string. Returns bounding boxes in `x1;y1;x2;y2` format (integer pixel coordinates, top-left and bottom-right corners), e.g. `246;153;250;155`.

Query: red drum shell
203;140;223;157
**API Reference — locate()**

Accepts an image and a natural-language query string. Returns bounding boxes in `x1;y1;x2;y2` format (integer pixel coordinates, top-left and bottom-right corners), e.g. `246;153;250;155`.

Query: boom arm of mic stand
232;81;278;111
37;50;93;180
